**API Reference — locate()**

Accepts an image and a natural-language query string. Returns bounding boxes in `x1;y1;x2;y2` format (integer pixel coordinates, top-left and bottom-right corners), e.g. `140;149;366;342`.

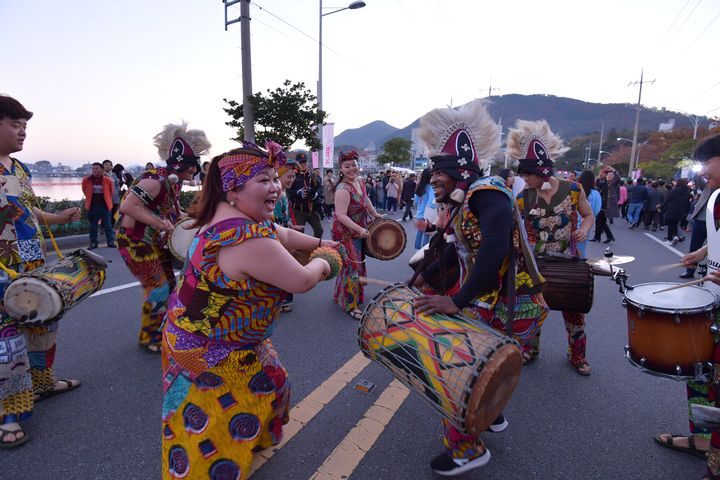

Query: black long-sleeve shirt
423;190;512;309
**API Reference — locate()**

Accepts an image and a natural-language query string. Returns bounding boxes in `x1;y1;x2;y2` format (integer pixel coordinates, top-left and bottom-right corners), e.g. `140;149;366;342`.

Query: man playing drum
655;133;720;480
411;100;547;476
0;95;82;448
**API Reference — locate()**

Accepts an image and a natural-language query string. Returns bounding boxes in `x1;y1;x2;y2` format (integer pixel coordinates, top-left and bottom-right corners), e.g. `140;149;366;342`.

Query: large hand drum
359;284;522;435
366;219;406;261
169;217;200;262
4;249;108;326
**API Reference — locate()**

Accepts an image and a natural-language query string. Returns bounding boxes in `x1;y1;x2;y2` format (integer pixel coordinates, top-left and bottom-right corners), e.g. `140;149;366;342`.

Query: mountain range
334;94;692;150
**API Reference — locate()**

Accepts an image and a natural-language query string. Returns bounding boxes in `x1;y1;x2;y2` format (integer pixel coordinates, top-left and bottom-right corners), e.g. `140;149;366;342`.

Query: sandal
35;378;82;402
654;433;707;459
574;361;591;376
0;423;28;449
348;309;363;321
143;344;162;354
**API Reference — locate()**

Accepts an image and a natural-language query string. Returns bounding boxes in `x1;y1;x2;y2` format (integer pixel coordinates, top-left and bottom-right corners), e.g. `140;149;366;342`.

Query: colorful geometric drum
358;283;522;435
4;249;108;326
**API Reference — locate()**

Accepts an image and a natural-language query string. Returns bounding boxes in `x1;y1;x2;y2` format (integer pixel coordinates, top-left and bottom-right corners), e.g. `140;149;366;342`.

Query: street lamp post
618;137;649;175
318;0;365;177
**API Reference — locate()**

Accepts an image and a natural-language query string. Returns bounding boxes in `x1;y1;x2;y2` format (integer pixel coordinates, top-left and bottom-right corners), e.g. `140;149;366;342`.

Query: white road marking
643;232;684;257
90;281;141;297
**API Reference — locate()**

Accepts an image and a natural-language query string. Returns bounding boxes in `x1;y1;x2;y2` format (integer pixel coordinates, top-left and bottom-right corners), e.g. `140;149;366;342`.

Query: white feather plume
418;99;500;164
152;121;211;160
506;119;569;161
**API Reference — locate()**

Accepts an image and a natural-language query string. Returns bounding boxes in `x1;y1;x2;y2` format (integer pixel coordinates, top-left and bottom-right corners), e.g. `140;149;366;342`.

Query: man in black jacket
287;153;323;238
401;173;417;221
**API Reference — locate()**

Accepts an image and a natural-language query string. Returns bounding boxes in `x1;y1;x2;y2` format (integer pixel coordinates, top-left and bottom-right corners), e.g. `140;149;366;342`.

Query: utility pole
224;0;255;142
597;121;604;166
627;69;655;177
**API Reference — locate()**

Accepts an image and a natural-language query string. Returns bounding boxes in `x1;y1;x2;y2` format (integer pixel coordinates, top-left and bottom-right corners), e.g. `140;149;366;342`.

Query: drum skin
359;284;522;435
169;217;199;262
536;256;594;313
625;283;716;376
366;219;407;261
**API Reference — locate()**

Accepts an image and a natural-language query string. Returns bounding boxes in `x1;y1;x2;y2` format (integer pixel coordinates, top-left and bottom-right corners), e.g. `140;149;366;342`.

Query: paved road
4;218;710;479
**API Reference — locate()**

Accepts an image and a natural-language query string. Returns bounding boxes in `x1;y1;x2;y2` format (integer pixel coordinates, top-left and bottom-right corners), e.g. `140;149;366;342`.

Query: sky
3;0;720;167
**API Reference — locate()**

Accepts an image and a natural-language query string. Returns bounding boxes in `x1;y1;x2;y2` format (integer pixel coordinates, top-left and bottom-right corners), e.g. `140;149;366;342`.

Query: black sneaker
679;273;695;279
88;244;99;250
486;414;509;433
107;243;117;248
430;450;491;476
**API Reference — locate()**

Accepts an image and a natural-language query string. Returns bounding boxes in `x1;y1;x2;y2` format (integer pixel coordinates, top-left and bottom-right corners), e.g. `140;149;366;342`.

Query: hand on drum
356;228;369;238
157;218;175;233
414;219;428;232
572;228;588;243
62;207;82;223
414;295;459;315
682;248;706;269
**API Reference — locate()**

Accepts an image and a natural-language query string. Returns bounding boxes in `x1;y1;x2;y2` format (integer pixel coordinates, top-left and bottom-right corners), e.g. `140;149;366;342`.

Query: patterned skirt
332;236;365;313
161;320;289;480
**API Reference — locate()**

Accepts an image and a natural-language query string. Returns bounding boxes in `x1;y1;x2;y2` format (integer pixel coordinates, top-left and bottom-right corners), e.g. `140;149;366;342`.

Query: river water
30;176;199;202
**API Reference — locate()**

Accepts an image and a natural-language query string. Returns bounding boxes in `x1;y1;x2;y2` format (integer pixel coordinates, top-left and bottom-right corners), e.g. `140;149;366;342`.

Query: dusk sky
3;0;719;167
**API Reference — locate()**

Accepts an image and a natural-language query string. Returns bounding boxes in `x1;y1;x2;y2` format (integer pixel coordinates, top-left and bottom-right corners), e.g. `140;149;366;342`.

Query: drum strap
505;212;517;338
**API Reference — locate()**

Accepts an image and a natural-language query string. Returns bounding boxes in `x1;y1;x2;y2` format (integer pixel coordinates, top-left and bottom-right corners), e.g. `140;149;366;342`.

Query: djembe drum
4;249;108;326
366;219;406;261
168;217;199;262
358;283;522;435
535;256;594;313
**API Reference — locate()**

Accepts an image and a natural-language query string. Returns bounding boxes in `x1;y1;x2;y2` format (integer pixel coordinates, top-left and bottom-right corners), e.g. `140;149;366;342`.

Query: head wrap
338;151;359;164
418;99;500;202
219;140;287;192
507;120;569;191
153;122;211;176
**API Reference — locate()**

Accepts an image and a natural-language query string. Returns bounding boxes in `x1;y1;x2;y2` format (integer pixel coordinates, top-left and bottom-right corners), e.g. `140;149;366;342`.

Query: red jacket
82;175;114;210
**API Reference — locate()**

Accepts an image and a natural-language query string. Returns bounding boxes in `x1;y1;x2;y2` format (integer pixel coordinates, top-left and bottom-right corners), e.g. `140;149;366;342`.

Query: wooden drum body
536;256;594;313
366;219;406;261
624;282;717;380
169;217;200;262
359;284;522;435
4;249;108;326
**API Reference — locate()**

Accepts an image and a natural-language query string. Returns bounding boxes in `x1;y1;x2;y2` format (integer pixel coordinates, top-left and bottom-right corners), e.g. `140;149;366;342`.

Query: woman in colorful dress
117;122;210;353
162;141;334;479
0;95;82;447
511;120;595;375
332;151;383;320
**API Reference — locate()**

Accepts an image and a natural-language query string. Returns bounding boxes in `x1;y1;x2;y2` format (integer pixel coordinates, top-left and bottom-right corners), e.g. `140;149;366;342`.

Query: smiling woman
161;140;336;480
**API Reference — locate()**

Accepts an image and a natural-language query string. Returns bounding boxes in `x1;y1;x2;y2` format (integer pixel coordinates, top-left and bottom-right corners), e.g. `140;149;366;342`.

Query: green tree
223;80;326;150
377;137;412;166
638;160;677;179
660;137;696;162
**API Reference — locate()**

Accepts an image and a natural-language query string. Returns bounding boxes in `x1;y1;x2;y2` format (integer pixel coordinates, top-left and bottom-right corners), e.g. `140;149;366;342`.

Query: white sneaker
430;449;492;476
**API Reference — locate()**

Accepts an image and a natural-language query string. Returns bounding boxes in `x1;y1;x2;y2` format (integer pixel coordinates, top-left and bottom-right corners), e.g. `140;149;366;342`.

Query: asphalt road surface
4;218;710;479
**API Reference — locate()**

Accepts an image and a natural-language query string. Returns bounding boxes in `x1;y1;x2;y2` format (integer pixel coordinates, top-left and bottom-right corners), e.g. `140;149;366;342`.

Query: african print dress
331;181;369;314
517;180;588;367
117;168;179;347
0;158;57;424
162;218;289;480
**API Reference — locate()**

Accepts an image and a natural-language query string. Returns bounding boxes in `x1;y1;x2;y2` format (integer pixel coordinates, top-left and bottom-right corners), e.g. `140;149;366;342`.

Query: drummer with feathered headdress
411;100;547;476
117;122;211;353
511;120;595;375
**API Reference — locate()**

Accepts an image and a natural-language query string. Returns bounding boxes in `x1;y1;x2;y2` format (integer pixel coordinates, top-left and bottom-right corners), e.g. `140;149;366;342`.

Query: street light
318;0;366;176
618;137;649;173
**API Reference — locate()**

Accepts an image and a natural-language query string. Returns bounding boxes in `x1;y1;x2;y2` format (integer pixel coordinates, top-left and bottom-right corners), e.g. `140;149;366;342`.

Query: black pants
643;210;659;230
324;203;334;218
593;210;614;241
401;202;413;221
666;216;681;241
293;208;324;238
686;219;707;275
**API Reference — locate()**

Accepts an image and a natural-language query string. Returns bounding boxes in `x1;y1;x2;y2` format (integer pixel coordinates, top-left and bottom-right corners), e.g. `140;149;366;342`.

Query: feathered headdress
152;122;211;180
507;120;568;190
418;99;500;202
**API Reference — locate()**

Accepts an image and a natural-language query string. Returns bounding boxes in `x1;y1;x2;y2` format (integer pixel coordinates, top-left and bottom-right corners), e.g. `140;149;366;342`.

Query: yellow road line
309;379;410;480
250;351;372;476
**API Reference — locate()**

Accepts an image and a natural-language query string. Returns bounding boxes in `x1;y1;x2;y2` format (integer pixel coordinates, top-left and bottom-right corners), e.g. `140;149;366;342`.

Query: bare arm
574;188;594;243
33;207;81;225
275;225;338;251
334;189;368;237
119;178;174;232
217;237;330;294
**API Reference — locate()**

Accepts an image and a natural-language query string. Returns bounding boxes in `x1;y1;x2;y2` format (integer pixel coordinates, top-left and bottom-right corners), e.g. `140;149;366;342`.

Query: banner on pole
311;151;319;169
322;123;335;168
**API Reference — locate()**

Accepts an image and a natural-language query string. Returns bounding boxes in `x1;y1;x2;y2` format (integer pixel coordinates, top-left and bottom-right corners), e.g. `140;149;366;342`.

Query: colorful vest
450;176;541;310
122;167;181;243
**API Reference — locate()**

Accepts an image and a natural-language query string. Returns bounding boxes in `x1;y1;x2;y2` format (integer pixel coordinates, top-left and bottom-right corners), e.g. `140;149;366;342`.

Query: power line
690;79;720;103
665;0;703;46
395;0;415;21
681;11;720;54
658;0;690;43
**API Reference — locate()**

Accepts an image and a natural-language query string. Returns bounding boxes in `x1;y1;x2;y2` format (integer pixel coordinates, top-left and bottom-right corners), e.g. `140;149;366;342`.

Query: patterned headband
219;140;287;192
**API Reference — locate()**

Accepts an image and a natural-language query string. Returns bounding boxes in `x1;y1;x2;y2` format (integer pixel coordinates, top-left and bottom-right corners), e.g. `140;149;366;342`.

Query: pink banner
322;123;334;169
311;151;319;169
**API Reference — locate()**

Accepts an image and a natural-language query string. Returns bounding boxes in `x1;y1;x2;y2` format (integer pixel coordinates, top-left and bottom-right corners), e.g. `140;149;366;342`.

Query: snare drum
366;219;406;261
4;249;108;326
359;284;522;435
624;282;717;379
169;217;199;262
536;256;594;313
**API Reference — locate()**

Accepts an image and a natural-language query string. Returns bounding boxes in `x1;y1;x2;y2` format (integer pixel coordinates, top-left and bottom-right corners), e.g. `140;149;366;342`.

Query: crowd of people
5;92;720;480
